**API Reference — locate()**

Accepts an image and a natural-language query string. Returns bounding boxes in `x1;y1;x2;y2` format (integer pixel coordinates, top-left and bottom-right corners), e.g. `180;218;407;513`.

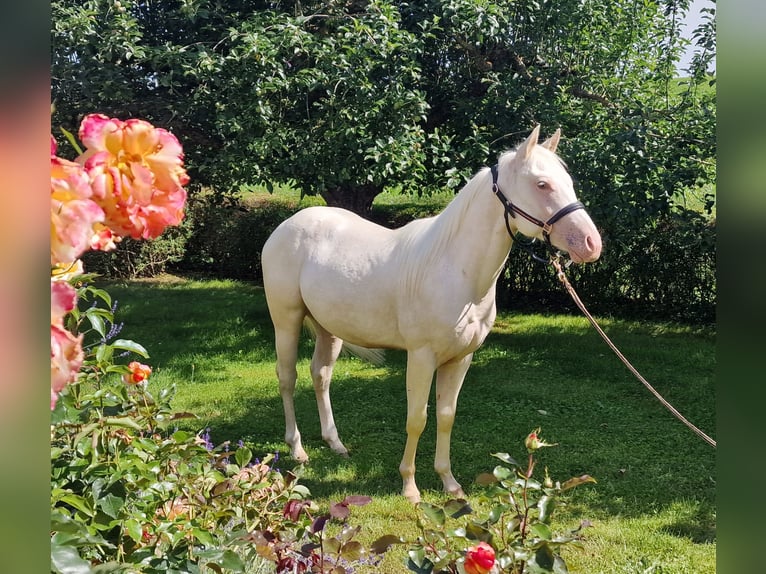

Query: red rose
464;541;495;574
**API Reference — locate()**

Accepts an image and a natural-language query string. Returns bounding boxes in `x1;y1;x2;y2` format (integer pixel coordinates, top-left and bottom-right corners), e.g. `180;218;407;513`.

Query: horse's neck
426;168;514;297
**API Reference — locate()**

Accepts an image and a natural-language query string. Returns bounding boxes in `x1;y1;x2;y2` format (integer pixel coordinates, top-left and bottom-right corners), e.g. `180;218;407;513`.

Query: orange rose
123;361;152;385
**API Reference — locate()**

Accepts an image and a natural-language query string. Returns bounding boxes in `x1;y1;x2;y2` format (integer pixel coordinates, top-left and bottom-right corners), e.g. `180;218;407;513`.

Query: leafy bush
178;192;302;280
382;429;596;574
81;223;193;278
51;281;388;573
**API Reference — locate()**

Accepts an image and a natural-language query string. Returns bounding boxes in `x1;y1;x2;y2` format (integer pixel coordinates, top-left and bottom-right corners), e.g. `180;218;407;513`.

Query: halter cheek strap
490;164;586;246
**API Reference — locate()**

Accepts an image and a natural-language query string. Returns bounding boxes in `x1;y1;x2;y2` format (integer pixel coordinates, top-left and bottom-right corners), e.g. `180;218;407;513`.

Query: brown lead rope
550;255;717;448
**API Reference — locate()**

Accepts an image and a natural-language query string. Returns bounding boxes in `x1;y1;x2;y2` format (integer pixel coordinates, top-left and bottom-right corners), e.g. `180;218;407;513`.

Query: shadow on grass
105;278;715;539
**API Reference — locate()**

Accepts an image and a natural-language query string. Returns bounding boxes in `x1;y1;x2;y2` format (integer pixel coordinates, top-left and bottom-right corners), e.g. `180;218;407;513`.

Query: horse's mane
395;151;518;295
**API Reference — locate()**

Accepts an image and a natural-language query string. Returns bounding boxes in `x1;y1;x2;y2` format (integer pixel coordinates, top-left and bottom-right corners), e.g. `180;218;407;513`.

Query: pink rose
50;151;104;266
90;222;120;251
77;114;188;240
50;281;83;409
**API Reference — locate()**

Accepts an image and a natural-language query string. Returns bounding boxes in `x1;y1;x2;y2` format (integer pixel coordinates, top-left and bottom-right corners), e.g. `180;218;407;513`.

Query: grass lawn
104;276;715;573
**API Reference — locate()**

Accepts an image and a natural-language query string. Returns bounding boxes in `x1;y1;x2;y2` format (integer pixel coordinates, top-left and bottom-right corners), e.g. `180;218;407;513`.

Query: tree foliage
52;0;715;212
52;0;715;320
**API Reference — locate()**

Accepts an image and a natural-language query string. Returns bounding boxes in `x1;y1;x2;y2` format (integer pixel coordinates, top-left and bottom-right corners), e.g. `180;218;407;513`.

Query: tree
52;0;714;218
52;0;441;213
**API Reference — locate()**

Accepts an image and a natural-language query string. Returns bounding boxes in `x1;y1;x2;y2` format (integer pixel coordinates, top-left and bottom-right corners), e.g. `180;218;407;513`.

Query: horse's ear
522;124;541;160
541;128;561;153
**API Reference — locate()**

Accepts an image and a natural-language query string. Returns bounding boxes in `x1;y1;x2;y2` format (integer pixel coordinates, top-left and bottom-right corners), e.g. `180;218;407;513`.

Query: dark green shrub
179;193;306;280
80;219;194;278
499;210;715;324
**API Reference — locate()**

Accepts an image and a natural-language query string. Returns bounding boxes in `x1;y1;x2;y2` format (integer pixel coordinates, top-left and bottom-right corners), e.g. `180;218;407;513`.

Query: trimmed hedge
87;192;715;324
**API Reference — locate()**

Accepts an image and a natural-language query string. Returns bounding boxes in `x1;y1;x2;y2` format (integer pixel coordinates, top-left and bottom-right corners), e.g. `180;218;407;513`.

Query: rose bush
50;113;188;410
50;114;389;573
50;115;597;574
394;429;596;574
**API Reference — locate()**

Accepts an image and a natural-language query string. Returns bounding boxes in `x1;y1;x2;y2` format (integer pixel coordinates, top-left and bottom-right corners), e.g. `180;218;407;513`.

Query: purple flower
201;428;213;451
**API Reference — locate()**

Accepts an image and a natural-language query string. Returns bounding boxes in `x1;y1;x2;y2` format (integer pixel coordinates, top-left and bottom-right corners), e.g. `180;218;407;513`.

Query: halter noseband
490;163;586;246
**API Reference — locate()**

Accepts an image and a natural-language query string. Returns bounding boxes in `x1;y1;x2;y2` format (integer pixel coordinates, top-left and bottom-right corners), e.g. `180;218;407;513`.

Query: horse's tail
302;318;386;366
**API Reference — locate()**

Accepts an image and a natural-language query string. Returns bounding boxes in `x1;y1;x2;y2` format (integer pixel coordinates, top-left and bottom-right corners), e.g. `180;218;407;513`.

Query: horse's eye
536;180;548;189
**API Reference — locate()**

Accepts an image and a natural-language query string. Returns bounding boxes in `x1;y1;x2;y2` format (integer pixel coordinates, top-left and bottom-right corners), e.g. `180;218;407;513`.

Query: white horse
261;126;602;503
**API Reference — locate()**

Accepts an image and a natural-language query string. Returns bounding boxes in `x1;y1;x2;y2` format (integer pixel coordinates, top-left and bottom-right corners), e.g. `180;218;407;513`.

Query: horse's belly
299;262;404;349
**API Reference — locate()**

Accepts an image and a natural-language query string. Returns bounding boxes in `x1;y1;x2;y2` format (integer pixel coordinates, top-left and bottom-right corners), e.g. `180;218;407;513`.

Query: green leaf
407;548;434;573
50;541;91;574
221;550;245;572
529;522;552;540
192;527;215;546
97;493;124;519
57;493;94;517
488;503;511;524
324;537;342;555
172;430;193;443
491;452;519;466
58;126;83;156
371;534;403;554
493;465;513;481
419;502;445;527
443;498;472;519
89;287;112;307
103;416;143;431
446;526;467;538
112;339;149;358
340;540;363;561
95;344;113;364
235;446;252;468
538;495;556;523
531;543;555;572
87;313;106;337
124;518;143;543
465;521;491;542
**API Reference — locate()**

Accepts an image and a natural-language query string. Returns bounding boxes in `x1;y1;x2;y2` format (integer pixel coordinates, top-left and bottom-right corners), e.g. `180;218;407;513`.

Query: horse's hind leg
273;310;309;463
309;319;348;457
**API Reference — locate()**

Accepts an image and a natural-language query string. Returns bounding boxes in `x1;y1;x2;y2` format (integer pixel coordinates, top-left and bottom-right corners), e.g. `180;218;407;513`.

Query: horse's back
263;206;409;346
265;206;391;252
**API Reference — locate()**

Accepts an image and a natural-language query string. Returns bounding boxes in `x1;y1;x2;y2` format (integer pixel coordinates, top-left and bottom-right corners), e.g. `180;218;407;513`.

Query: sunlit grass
104;276;715;573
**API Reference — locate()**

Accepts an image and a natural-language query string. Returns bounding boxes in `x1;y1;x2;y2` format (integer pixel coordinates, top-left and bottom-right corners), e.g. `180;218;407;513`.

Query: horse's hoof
292;450;309;464
402;489;421;504
447;487;466;499
328;441;349;458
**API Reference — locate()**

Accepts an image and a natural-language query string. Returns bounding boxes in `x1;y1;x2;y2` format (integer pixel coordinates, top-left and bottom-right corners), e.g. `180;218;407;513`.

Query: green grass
104;276;715;573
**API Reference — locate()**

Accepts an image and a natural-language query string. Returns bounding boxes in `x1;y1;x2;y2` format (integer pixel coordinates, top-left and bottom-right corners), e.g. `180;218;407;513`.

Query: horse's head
496;125;602;263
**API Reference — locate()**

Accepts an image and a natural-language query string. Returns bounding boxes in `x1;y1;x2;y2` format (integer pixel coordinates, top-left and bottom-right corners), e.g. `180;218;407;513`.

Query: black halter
490;163;586;246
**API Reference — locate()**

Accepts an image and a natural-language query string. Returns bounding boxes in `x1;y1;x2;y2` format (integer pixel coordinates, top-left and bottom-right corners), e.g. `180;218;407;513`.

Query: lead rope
550;255;717;448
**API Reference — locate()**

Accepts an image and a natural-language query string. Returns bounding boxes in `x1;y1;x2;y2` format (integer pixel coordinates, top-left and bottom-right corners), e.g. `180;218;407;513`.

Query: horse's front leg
434;354;473;498
399;348;437;503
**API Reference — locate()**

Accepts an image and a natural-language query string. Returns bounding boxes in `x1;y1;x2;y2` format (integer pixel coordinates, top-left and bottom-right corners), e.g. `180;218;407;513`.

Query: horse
261;125;602;503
